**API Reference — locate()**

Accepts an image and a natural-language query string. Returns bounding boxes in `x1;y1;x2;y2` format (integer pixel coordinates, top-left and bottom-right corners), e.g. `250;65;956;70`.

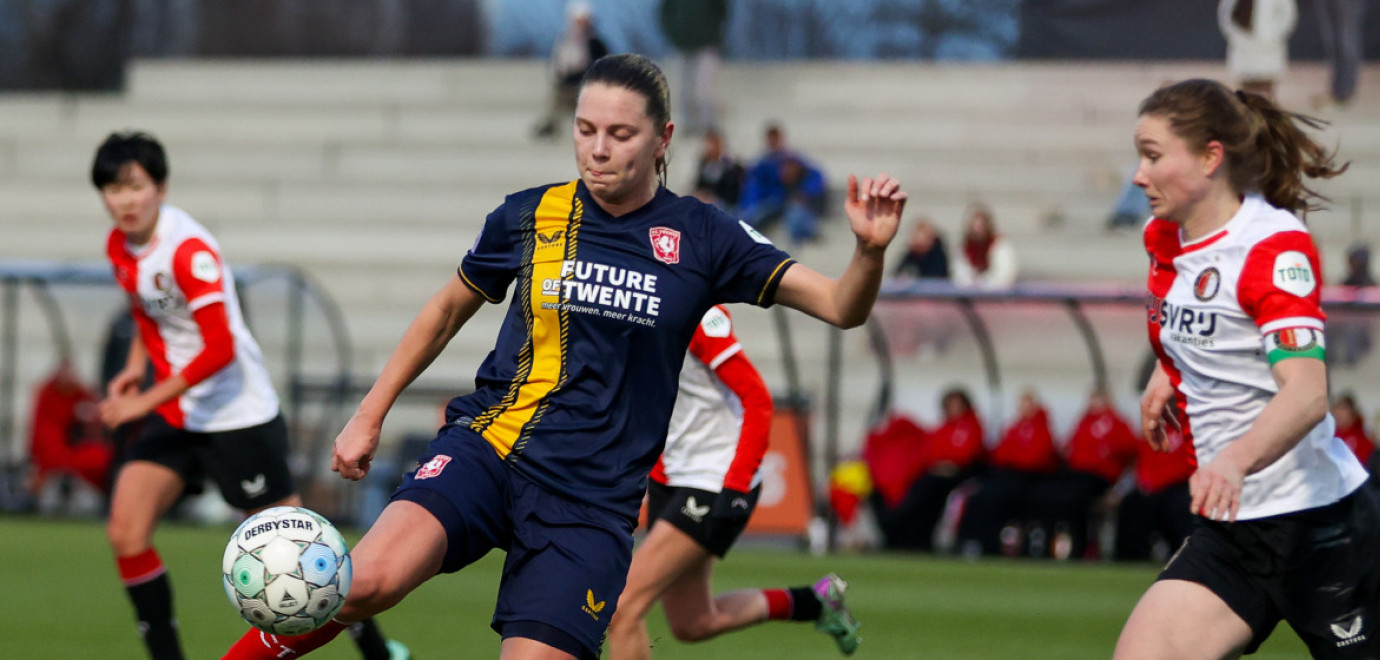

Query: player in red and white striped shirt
607;306;859;658
93;132;404;660
1114;81;1379;660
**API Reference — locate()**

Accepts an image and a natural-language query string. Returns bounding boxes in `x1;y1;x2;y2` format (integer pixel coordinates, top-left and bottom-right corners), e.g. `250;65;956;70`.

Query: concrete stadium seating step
125;60;547;110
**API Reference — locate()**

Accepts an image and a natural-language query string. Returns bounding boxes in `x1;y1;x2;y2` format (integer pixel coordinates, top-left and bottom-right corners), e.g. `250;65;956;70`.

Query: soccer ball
222;506;353;635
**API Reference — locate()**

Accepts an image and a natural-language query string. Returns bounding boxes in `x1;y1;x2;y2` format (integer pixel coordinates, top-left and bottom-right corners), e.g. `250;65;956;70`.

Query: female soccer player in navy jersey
1114;80;1380;659
222;53;906;660
92;132;405;660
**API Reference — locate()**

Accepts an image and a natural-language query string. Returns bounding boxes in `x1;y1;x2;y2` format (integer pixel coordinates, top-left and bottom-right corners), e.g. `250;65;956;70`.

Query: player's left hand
844;173;906;252
99;393;152;429
1189;455;1245;522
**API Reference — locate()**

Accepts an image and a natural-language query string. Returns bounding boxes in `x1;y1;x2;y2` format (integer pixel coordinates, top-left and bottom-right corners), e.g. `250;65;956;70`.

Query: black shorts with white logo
1159;484;1380;657
646;481;760;558
128;413;296;510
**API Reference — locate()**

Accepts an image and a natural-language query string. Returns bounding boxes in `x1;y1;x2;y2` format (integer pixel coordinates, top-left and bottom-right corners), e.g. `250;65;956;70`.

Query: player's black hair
581;53;672;184
91;131;168;189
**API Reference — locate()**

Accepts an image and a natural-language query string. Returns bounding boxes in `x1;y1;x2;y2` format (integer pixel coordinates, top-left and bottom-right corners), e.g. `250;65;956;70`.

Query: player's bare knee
105;517;149;556
340;559;406;617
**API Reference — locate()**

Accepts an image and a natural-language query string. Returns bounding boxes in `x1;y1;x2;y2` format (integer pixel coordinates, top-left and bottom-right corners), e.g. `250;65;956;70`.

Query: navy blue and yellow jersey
449;180;795;519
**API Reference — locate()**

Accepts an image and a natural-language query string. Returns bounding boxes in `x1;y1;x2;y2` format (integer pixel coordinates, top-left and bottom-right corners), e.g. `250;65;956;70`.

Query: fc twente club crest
649;227;681;265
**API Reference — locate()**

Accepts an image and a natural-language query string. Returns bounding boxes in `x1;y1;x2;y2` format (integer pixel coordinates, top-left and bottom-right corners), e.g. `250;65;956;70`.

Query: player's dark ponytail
1235;90;1347;215
582;53;672;186
1138;79;1347;215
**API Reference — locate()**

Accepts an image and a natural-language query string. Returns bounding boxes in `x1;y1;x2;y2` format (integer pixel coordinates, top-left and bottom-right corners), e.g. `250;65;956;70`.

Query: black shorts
646;482;760;558
127;413;295;510
1159;485;1380;657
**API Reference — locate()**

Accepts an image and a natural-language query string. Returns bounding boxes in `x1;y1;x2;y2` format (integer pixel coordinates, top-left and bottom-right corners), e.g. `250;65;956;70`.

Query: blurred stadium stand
2;0;1379;527
2;58;1378;490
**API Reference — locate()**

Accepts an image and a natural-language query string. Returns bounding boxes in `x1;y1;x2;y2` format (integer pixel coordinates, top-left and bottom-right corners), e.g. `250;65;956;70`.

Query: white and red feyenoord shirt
1145;195;1367;520
107;204;278;432
652;305;769;493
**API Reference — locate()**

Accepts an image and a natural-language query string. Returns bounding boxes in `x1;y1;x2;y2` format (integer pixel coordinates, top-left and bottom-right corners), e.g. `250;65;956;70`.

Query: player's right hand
106;368;144;399
1140;369;1179;451
332;413;381;481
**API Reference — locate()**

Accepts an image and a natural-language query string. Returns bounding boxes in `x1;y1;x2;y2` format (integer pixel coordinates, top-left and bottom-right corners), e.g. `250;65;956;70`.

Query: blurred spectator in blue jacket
740;123;827;246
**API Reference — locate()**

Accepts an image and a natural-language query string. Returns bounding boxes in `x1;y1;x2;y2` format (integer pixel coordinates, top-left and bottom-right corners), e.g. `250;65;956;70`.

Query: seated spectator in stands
865;388;985;551
691;128;744;211
892;217;950;280
740;122;827;246
861;412;928;549
956;390;1059;557
1332;393;1374;468
1111;427;1195;562
1328;244;1375;366
1028;387;1138;559
952;203;1017;289
1342;243;1376;287
27;362;114;500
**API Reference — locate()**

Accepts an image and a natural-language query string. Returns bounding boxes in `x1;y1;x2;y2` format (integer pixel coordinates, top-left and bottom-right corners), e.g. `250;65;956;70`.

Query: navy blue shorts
391;424;634;660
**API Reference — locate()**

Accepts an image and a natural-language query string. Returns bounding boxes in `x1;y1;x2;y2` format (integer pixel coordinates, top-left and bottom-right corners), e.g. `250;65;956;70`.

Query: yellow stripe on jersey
471;181;580;458
756;258;795;306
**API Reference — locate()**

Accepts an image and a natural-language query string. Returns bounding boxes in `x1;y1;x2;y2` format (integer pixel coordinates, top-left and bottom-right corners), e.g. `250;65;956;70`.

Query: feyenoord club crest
1194;267;1221;301
649;227;681;265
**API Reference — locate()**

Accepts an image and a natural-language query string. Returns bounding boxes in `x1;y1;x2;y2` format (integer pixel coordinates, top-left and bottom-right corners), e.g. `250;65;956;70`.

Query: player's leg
222;499;447;659
106;459;188;660
607;520;715;660
347;618;409;660
1113;580;1252;660
657;550;758;642
500;636;580;660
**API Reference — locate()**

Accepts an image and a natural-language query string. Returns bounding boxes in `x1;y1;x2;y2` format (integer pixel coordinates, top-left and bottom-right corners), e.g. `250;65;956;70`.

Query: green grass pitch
0;515;1308;658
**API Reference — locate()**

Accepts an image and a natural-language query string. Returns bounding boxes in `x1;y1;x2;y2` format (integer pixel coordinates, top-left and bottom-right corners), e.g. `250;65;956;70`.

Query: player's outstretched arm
333;275;485;480
775;173;906;328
